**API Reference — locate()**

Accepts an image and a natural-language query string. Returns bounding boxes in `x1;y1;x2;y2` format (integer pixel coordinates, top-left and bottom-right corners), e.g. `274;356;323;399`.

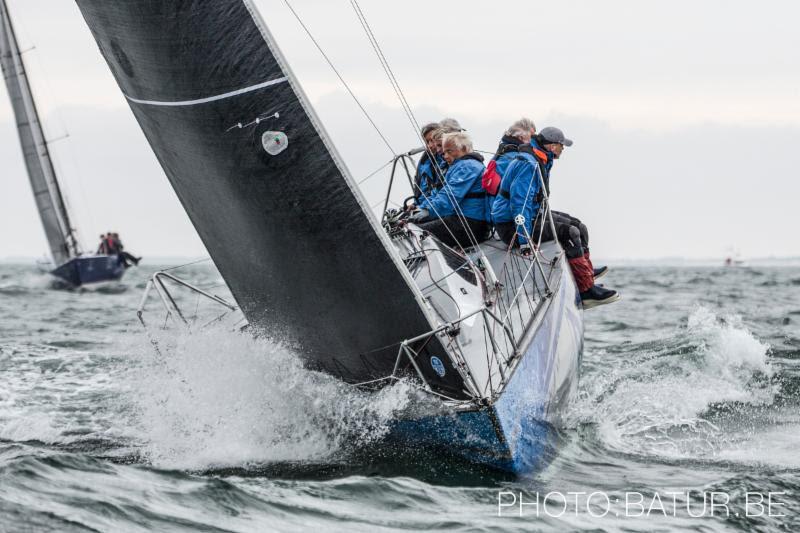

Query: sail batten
0;0;77;264
124;76;289;107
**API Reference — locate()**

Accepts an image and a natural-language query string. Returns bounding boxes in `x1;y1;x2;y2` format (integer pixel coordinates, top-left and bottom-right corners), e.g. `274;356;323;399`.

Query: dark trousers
418;216;490;250
497;214;595;290
496;211;586;259
552;211;589;249
497;211;591;258
495;221;520;247
117;252;138;267
495;218;561;248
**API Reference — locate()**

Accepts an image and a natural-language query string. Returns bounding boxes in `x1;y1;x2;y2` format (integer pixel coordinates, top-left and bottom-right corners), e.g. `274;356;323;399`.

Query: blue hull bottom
388;266;584;475
50;255;126;287
389;409;556;473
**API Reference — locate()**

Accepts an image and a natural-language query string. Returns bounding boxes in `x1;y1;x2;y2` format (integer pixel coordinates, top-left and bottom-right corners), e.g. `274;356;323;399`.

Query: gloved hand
519;243;533;256
409;208;430;222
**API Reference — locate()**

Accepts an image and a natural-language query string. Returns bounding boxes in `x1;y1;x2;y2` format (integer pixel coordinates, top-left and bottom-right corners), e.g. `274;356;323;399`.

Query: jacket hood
500;134;523;146
457;152;485;163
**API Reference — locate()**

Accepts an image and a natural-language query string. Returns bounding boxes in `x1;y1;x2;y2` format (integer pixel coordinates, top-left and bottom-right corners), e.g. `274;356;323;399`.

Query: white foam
570;306;777;461
715;415;800;468
0;269;52;293
124;327;416;470
0;412;62;443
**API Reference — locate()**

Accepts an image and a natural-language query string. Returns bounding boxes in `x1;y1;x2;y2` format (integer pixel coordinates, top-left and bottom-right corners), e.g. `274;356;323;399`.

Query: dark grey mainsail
75;0;467;397
1;0;78;265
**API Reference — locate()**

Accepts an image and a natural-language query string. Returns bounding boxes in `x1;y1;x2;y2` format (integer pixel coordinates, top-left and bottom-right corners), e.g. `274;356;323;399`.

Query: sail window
262;131;288;156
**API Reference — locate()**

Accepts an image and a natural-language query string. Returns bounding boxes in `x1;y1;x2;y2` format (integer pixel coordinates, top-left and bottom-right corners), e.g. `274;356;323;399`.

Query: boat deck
391;228;565;402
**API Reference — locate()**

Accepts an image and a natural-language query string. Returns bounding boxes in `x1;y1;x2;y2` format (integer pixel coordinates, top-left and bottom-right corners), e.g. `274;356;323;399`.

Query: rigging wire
282;0;396;156
282;0;481;258
357;158;393;185
159;257;212;272
348;0;420;145
280;1;472;256
347;0;483;252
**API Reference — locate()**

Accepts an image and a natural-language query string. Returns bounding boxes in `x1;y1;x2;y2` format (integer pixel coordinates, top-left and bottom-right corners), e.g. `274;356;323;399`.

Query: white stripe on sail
125;77;288;107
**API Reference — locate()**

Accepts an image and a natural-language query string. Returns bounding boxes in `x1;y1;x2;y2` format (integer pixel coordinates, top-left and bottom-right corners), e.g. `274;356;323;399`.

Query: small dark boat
0;0;126;286
50;255;126;287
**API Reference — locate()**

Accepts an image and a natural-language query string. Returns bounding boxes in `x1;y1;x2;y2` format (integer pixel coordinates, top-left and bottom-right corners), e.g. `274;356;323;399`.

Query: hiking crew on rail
405;117;619;309
410;131;491;249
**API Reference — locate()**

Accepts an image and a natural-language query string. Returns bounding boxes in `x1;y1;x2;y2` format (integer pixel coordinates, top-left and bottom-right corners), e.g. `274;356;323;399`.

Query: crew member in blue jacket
489;117;538;181
491;143;543;255
409;131;490;249
414;123;447;202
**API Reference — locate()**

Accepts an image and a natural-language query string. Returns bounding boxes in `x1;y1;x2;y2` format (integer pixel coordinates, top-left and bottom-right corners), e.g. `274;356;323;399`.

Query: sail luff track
0;0;77;264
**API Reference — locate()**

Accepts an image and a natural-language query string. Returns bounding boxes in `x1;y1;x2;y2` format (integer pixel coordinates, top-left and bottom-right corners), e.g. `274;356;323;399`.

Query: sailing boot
593;265;609;280
580;285;621;309
584;250;608;280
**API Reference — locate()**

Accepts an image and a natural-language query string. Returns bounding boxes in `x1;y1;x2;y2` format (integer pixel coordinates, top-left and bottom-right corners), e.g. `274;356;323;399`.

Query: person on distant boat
96;234;110;255
414;123;447;202
529;127;618;308
409;131;490;249
110;232;141;267
104;231;118;254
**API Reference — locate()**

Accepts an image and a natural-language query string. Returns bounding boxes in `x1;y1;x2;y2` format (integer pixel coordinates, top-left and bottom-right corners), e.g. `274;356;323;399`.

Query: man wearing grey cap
534;126;572;194
531;127;620;309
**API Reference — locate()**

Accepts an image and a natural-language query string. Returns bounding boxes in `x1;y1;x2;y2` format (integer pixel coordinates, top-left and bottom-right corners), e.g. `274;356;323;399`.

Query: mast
0;0;79;264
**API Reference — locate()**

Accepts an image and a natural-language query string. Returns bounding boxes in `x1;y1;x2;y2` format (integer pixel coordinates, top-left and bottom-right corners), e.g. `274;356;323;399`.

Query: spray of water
125;327;417;470
570;306;776;460
0;269;52;295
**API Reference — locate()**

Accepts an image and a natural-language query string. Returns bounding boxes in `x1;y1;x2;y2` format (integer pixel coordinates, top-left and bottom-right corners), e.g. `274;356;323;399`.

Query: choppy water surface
0;262;798;532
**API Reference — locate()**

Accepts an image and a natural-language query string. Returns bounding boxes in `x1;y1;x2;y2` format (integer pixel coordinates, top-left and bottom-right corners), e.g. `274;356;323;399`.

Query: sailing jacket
491;135;524;179
419;153;488;221
414;152;447;200
530;137;554;196
490;149;542;245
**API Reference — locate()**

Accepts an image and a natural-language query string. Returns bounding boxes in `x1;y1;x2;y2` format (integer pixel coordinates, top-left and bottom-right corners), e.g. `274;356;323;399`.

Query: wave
124;327;419;470
569;306;779;463
0;271;52;296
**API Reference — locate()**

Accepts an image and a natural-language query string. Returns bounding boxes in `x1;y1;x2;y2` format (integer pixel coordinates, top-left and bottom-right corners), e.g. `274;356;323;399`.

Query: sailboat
75;0;584;473
0;0;126;286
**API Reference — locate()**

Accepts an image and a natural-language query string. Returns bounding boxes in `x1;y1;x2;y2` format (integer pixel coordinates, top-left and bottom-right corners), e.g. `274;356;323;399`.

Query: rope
357;158;393;185
159;257;212;272
283;0;396;156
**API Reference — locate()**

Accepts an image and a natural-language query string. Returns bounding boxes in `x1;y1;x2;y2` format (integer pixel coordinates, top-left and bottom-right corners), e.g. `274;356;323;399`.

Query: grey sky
2;0;799;259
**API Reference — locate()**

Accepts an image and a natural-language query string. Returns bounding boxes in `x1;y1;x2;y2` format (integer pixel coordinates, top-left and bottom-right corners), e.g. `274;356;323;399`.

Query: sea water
0;262;798;531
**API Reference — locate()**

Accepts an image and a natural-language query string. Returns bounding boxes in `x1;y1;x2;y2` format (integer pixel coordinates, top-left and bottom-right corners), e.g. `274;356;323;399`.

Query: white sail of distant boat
0;0;129;285
0;0;78;265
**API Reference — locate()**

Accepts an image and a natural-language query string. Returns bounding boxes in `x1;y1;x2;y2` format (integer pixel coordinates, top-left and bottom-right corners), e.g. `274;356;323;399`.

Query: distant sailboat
76;0;584;473
724;247;745;267
0;0;126;286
